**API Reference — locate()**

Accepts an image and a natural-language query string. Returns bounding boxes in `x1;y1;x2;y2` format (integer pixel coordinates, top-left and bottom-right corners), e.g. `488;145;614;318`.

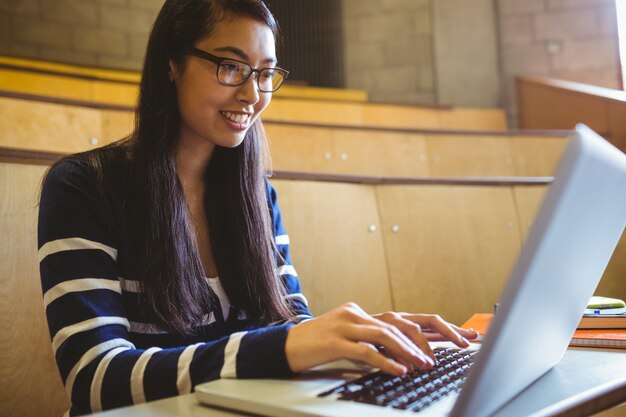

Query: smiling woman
36;1;475;416
169;16;278;152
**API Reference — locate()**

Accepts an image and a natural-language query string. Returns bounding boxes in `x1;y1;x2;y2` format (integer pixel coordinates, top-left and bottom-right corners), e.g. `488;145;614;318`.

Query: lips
221;111;251;127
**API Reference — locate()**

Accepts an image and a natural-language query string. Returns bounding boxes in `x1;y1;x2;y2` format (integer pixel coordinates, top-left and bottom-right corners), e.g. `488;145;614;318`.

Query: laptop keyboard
318;347;478;413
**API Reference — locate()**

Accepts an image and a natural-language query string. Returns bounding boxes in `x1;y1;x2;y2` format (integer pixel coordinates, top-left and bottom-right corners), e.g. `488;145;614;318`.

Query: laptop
195;124;626;417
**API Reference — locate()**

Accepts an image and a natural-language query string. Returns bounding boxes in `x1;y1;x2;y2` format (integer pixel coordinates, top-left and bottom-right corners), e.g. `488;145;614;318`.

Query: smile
221;111;251;125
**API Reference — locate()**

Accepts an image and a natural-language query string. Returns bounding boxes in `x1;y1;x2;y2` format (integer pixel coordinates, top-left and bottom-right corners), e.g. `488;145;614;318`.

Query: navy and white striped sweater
38;157;313;415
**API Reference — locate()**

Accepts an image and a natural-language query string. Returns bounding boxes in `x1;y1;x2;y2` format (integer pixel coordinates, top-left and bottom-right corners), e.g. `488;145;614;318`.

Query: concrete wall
497;0;622;125
341;0;435;105
0;0;160;70
341;0;504;110
433;0;501;108
0;0;622;124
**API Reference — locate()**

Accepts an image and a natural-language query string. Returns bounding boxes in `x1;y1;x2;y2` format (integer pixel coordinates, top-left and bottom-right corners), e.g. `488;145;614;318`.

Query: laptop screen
452;124;626;417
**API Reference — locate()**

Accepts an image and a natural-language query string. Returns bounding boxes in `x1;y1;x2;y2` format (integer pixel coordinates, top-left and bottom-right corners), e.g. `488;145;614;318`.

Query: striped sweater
38;157;313;416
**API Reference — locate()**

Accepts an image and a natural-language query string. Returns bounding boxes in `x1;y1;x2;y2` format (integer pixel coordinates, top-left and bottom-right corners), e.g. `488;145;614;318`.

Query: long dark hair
52;0;292;336
130;0;292;335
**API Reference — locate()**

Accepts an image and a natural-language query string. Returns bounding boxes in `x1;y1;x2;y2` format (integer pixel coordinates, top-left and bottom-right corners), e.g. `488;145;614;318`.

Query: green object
587;296;626;309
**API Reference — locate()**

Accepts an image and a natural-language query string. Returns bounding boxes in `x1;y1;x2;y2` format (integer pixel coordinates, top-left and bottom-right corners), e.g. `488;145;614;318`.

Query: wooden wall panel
437;108;507;130
592;403;626;417
266;122;567;178
425;135;516;177
517;77;626;153
376;185;521;325
512;185;548;242
0;163;69;417
263;99;363;126
264;99;507;131
514;185;626;302
510;136;569;177
608;103;626;152
360;104;440;130
329;130;430;177
91;81;138;107
0;97;101;153
519;82;610;134
0;68;92;102
265;124;332;173
0;94;566;178
100;109;134;144
271;180;392;316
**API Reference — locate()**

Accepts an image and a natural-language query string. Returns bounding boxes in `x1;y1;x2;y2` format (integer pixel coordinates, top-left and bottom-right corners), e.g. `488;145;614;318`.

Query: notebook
195;124;626;417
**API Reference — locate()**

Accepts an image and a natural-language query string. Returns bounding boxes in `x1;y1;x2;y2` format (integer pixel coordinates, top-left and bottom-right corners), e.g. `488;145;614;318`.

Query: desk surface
94;347;626;417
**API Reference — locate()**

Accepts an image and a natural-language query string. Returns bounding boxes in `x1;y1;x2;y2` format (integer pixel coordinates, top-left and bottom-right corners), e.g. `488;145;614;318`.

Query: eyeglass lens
217;60;285;92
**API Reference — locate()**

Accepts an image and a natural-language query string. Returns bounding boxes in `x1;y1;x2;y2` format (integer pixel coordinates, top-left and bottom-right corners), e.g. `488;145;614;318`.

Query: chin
219;135;246;149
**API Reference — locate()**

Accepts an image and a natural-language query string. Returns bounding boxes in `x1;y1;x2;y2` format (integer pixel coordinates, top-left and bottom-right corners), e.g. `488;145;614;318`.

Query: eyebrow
212;46;277;65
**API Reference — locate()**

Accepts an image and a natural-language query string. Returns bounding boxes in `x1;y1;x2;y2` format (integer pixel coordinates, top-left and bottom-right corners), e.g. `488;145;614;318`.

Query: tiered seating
0;161;70;417
518;76;626;152
262;99;507;130
0;55;506;130
2;150;625;343
2;58;625;417
265;123;568;177
0;95;569;177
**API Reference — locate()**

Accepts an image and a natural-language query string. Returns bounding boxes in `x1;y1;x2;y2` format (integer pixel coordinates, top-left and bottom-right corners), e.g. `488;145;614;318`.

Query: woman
38;0;477;415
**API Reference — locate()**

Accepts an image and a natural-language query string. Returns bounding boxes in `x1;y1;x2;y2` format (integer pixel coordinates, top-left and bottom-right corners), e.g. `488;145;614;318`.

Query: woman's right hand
284;302;438;376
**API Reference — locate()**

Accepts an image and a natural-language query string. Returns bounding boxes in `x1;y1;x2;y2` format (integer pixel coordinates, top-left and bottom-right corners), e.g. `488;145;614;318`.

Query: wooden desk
93;347;626;417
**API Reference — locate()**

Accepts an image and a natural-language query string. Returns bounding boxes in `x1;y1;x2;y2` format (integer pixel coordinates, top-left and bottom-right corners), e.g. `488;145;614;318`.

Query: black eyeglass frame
185;47;289;93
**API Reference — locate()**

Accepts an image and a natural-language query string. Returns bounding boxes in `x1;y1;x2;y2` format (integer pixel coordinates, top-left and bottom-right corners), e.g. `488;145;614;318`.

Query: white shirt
206;277;231;321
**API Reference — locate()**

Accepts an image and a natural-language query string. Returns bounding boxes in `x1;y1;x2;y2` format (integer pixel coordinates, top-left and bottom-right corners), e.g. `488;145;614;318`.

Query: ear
168;59;178;82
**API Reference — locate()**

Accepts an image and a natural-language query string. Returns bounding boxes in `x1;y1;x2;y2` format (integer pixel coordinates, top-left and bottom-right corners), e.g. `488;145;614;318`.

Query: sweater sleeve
38;161;296;416
266;179;315;322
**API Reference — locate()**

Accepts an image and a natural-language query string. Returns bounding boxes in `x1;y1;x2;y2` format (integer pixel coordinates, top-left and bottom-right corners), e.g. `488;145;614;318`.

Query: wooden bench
265;122;569;177
0;56;507;130
0;95;568;178
3;148;626;416
2;154;624;322
518;76;626;152
262;99;508;130
0;159;70;417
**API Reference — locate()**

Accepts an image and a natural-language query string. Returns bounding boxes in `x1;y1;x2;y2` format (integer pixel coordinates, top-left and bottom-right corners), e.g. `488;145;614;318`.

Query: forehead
198;16;276;61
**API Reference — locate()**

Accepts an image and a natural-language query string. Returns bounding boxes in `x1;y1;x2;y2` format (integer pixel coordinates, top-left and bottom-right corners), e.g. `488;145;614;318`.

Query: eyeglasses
186;47;289;93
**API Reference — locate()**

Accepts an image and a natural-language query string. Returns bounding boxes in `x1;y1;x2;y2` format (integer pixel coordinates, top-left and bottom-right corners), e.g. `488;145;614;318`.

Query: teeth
222;111;250;124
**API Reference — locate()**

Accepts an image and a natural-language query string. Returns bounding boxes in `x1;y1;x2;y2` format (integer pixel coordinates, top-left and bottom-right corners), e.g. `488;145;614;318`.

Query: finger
410;314;472;347
339;341;407;376
367;343;418;372
451;324;480;340
392;318;437;363
337;302;376;324
374;312;439;364
335;309;424;368
356;314;436;368
344;323;433;370
425;323;479;340
423;329;479;342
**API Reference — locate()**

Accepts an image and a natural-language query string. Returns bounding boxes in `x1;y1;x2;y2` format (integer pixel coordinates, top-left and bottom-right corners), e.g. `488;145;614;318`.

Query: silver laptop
195;124;626;417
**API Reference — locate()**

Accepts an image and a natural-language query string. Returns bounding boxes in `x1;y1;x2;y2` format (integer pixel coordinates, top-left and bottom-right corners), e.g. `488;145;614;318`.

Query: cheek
255;94;272;114
178;84;225;120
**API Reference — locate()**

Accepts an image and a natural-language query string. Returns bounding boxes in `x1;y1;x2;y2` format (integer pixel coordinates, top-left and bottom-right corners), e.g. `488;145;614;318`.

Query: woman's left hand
371;312;479;363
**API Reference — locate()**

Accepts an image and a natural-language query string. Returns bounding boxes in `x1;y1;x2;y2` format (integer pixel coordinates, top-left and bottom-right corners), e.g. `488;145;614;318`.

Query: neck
174;134;215;187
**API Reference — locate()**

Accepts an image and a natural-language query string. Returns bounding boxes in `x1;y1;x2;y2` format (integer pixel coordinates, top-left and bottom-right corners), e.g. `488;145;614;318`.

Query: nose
235;74;261;105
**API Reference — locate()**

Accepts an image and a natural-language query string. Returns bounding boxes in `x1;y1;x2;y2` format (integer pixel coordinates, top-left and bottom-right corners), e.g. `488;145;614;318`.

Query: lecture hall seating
518;76;626;152
2;57;625;417
2;150;626;417
0;94;570;178
0;55;508;131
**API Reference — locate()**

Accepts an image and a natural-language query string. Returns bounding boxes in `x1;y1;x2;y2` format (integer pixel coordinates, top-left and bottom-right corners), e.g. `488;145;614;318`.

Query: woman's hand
285;303;478;376
371;312;479;361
